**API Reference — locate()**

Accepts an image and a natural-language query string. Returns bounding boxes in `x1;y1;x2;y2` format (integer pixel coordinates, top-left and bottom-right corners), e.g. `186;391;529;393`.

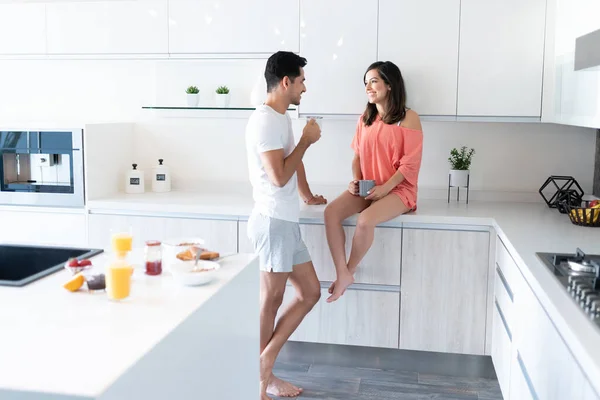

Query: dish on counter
170;260;220;286
162;237;207;265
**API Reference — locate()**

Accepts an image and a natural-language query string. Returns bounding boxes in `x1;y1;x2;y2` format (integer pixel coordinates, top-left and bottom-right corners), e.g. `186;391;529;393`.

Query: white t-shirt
246;105;299;222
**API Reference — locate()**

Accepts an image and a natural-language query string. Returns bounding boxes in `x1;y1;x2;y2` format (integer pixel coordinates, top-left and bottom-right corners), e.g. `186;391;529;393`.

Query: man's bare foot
267;375;303;397
260;379;272;400
326;273;354;303
260;353;275;400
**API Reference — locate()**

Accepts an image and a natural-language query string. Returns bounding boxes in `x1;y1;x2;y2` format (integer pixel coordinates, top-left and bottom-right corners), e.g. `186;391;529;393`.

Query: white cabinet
0;3;46;55
299;0;377;115
551;0;600;128
0;209;86;247
301;224;401;285
378;0;460;116
88;213;237;254
282;286;400;348
168;0;299;54
513;273;599;400
457;0;546;117
400;228;489;355
46;1;168;54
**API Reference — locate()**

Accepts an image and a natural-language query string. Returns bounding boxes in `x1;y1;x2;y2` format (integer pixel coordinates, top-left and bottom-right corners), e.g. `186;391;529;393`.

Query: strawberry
67;258;79;267
78;259;92;267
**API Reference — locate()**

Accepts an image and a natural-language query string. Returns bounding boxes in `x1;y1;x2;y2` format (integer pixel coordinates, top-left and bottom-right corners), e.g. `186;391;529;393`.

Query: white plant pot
449;169;470;187
186;93;199;107
215;93;231;108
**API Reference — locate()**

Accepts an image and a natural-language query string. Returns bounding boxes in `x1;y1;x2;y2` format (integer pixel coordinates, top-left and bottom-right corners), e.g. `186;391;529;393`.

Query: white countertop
86;187;600;393
0;251;256;397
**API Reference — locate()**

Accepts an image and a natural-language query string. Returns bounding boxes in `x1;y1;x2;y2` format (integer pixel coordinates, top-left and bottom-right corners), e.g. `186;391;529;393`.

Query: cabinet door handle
495;300;512;341
496;263;514;301
517;352;539;400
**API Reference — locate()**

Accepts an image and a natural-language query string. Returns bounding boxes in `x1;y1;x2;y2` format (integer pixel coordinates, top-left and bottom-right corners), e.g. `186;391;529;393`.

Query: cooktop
0;244;103;287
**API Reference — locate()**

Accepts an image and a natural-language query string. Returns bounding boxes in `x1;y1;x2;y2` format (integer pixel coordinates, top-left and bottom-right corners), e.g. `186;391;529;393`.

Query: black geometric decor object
539;176;584;211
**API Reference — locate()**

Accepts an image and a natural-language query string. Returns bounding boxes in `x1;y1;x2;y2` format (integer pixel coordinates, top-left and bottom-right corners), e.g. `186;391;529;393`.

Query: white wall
0;58;596;197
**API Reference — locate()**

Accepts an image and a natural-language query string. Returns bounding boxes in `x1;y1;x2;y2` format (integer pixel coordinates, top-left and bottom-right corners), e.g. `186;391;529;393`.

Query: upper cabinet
0;3;46;55
298;0;378;115
378;0;460;116
46;1;169;54
457;0;547;117
551;0;600;128
168;0;299;54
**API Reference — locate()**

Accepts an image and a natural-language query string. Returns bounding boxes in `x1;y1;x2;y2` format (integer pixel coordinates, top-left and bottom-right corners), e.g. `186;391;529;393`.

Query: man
245;51;327;400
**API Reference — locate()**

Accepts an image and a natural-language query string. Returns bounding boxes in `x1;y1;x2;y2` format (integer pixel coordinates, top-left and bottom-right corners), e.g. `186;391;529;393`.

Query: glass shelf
142;106;297;111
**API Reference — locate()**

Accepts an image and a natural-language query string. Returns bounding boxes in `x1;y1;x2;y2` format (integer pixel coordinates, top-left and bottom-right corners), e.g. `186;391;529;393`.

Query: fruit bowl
566;204;600;227
64;258;93;274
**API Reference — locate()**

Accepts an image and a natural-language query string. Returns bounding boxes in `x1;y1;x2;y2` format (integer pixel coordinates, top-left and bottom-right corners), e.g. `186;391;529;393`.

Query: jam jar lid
145;240;161;246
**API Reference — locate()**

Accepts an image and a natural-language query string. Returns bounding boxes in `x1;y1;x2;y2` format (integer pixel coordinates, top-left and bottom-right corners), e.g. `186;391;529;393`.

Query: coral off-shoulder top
351;115;423;210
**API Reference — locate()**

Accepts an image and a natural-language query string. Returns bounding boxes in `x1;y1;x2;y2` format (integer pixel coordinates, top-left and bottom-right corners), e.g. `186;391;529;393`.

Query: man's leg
262;261;321;398
260;270;289;399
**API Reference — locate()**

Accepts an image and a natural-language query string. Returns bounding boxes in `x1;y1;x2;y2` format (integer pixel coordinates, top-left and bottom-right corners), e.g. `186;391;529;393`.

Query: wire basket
565;204;600;227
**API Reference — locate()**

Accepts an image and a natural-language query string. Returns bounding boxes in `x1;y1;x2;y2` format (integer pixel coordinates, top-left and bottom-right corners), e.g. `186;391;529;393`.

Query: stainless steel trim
318;281;400;293
0;129;84;208
575;28;600;71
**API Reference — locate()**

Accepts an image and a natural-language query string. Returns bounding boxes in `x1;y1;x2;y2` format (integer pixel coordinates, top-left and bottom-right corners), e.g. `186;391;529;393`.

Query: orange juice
106;262;133;301
111;233;133;256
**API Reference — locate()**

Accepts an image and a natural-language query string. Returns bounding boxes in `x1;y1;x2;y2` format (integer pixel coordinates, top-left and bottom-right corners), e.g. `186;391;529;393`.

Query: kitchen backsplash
132;118;597;198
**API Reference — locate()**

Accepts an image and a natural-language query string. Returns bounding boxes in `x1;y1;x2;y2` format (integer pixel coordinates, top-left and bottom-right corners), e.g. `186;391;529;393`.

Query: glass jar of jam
144;240;162;275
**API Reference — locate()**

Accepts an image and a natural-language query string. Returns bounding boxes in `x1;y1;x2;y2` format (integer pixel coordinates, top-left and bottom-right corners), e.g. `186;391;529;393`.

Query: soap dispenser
152;159;171;193
125;163;145;194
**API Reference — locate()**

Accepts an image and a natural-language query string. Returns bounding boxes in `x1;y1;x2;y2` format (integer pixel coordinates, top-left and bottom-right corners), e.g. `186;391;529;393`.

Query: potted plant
215;85;230;108
186;86;199;107
448;146;475;187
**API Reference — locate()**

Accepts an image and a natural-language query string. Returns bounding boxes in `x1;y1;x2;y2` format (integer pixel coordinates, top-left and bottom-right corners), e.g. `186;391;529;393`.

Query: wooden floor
272;342;503;400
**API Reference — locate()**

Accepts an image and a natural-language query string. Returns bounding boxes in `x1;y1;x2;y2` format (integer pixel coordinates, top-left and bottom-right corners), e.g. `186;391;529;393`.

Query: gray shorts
247;213;311;273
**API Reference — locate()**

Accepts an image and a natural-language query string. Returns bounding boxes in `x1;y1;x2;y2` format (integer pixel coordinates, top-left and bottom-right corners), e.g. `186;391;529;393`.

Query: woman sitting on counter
324;61;424;302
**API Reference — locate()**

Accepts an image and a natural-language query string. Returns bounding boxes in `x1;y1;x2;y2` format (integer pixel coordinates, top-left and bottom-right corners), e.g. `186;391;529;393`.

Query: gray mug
358;180;376;197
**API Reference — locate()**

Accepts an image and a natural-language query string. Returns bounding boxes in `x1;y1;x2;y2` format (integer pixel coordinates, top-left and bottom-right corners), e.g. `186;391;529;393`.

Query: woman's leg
323;191;370;294
327;193;410;303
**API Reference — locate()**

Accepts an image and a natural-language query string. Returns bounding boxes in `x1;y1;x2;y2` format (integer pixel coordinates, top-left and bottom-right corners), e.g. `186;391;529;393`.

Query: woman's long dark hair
362;61;407;127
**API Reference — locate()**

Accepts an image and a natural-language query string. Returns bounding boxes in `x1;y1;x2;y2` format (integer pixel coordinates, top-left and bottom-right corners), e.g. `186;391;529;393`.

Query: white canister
125;163;145;194
152;159;171;193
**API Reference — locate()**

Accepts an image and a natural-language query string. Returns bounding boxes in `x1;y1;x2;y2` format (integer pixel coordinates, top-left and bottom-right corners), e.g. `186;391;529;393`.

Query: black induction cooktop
0;244;103;287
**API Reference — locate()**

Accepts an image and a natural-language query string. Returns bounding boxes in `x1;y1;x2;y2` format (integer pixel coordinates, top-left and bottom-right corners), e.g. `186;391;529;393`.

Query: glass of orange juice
111;232;133;256
106;261;133;301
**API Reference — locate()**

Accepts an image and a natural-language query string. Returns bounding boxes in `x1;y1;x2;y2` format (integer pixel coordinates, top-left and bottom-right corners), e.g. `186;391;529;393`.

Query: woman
324;61;423;303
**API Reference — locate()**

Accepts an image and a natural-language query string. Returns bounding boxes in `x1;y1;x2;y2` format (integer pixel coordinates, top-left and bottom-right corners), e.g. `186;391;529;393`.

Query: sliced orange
63;272;85;292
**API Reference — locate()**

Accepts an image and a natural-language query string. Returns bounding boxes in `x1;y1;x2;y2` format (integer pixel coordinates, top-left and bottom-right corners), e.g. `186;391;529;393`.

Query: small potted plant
215;85;230;108
186;86;199;107
448;146;475;187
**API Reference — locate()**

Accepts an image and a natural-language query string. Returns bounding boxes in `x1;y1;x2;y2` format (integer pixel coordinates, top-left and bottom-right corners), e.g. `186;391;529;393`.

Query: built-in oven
0;129;84;207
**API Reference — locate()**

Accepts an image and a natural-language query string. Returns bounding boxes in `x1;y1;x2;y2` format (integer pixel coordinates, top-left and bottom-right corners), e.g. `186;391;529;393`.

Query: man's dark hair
264;51;307;92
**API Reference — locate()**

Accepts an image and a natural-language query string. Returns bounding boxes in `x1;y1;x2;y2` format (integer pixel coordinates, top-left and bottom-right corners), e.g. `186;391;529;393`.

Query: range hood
575;28;600;71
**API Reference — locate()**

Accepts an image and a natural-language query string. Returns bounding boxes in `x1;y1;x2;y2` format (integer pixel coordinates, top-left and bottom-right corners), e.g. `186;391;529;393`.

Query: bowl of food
64;257;93;274
162;238;207;267
170;260;220;286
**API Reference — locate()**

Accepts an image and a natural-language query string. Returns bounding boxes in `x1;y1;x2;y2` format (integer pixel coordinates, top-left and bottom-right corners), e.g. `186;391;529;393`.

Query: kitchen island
0;251;258;400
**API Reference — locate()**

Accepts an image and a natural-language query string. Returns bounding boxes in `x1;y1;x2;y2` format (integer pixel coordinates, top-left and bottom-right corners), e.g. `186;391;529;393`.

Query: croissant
176;246;220;261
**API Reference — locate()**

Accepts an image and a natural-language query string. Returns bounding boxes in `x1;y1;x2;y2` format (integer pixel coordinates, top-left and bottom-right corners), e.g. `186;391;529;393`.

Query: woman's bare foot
267;375;303;397
326;273;354;303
